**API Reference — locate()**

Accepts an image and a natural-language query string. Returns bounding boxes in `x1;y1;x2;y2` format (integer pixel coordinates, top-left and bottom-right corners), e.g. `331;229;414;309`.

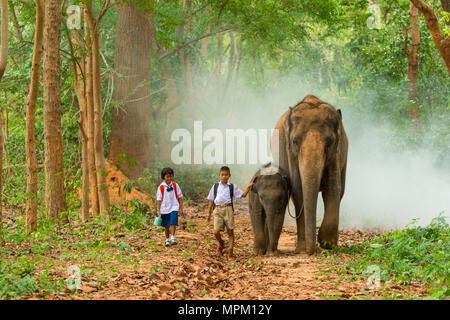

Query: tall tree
85;25;100;216
109;2;153;180
410;0;450;74
0;0;9;231
85;0;110;215
43;0;67;220
25;0;44;232
67;13;93;221
403;2;421;129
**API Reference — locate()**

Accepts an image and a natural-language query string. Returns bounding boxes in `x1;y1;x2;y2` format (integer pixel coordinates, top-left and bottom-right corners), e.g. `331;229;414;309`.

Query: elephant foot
318;234;338;250
266;249;280;257
254;247;266;256
294;240;306;253
318;240;337;250
317;230;338;249
305;242;316;255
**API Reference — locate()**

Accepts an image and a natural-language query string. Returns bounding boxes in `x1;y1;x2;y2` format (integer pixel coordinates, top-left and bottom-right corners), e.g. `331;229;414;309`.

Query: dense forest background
0;0;448;301
1;0;449;207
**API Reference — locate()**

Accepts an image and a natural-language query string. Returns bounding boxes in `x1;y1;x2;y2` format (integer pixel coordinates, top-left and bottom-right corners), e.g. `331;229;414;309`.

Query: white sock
170;235;175;240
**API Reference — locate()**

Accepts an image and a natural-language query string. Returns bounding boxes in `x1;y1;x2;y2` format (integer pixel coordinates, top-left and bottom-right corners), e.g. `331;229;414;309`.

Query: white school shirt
156;181;183;214
206;182;244;205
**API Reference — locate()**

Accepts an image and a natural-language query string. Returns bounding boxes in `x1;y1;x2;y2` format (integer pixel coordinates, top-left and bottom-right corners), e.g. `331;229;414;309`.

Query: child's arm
176;184;183;216
156;200;161;216
206;200;214;222
240;182;255;199
178;197;183;216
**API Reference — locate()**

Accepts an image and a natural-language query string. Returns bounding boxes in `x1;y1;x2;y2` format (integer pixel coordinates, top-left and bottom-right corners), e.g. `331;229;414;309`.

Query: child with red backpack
156;168;183;246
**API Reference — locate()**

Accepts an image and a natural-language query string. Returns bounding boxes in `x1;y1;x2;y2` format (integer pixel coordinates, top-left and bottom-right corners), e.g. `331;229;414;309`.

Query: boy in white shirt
206;166;253;260
156;168;183;246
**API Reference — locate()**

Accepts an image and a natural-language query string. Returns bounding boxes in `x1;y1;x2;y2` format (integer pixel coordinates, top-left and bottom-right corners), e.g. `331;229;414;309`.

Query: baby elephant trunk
265;204;286;255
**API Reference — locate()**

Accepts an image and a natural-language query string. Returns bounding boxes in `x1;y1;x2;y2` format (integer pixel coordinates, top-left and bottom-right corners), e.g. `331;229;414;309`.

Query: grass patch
345;214;449;299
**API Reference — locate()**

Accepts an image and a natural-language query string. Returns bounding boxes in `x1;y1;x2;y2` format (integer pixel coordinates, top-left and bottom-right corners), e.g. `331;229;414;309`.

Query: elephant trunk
299;131;325;255
265;205;285;254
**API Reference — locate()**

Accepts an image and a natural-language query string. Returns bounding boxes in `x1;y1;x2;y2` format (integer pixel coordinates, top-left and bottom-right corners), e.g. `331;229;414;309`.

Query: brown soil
24;199;428;300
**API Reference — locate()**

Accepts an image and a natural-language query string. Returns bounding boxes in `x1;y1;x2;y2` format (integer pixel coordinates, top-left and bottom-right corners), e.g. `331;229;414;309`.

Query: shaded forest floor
1;199;431;300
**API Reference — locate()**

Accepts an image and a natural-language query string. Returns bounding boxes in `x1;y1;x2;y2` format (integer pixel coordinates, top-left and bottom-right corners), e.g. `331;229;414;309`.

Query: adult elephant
271;95;348;255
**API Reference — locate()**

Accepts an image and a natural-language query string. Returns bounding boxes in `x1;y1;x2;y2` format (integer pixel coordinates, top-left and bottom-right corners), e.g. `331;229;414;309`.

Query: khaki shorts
213;206;235;231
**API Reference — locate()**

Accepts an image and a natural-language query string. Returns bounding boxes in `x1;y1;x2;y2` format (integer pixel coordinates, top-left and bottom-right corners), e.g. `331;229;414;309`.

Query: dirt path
21;198;426;301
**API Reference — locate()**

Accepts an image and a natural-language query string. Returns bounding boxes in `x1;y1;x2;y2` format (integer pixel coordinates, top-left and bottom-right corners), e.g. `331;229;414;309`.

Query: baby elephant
248;164;290;256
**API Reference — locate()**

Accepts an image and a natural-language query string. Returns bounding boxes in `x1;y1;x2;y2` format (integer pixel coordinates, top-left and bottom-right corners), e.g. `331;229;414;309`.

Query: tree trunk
157;61;181;163
43;0;67;220
403;2;421;129
410;0;450;74
0;108;2;232
0;0;7;231
25;0;44;232
69;15;91;221
86;1;110;216
0;0;8;81
84;27;100;216
109;3;154;180
9;2;24;45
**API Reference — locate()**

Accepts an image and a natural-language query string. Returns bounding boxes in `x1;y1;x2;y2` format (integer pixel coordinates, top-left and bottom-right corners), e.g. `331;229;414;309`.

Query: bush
346;214;449;299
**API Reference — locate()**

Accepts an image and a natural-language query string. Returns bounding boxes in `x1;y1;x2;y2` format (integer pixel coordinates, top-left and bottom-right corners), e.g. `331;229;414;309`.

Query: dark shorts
161;211;178;228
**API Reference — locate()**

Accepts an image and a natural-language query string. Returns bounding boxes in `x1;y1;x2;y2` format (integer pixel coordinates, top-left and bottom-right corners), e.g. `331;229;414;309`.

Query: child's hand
179;208;183;216
206;211;211;223
157;209;161;217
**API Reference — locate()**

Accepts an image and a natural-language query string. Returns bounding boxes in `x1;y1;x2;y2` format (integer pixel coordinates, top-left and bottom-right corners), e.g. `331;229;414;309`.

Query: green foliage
111;200;150;232
0;258;37;299
0;0;449;301
346;214;450;299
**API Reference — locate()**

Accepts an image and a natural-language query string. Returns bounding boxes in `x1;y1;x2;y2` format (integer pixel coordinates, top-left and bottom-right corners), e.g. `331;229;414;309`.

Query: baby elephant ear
251;176;259;193
282;174;291;191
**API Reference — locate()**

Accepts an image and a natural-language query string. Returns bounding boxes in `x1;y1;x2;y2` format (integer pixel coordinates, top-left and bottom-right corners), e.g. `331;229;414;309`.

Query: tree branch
410;0;450;73
403;24;410;55
96;0;111;26
156;27;234;60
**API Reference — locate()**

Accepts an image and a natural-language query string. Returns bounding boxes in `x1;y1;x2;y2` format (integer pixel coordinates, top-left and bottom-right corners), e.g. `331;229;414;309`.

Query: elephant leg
318;170;341;249
250;200;267;255
292;195;305;253
266;212;285;256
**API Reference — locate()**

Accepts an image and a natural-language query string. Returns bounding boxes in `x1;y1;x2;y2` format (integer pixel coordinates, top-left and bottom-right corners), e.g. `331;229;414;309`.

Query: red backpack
160;182;180;203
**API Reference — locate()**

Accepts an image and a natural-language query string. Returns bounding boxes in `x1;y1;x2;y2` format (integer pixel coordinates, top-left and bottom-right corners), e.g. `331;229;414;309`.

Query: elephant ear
250;176;259;194
283;107;294;151
280;171;291;192
337;109;342;119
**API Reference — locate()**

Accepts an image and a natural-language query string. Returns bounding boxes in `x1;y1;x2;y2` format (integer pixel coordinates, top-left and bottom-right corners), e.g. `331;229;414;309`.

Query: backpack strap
160;185;165;203
160;182;180;204
172;182;180;201
229;184;234;213
212;183;219;210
